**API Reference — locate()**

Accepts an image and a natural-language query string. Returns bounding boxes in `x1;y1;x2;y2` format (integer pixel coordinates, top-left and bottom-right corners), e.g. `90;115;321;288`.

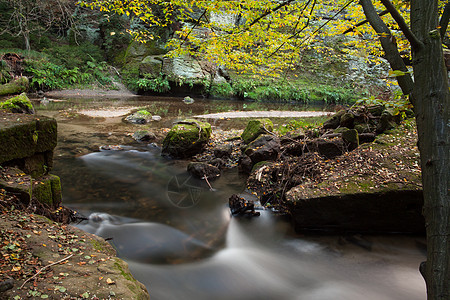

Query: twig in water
20;254;73;289
202;175;214;191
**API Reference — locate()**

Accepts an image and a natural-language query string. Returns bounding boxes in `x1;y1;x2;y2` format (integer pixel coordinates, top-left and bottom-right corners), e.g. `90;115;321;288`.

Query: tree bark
360;0;450;298
359;0;414;96
410;0;450;298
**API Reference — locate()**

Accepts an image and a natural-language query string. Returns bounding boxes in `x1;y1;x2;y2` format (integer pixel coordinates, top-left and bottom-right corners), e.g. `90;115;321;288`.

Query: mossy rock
241;119;273;144
125;110;153;124
340;112;355;128
0;77;29;97
322;109;346;130
32;174;62;208
0;113;57;164
162;119;211;158
342;129;359;150
0;92;34;114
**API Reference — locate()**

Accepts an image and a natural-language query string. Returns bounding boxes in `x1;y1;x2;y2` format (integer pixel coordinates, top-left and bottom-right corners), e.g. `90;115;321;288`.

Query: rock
209;158;225;169
0;167;61;208
139;55;163;76
359;133;376;144
340;112;355;128
244;134;280;164
183;96;195;104
241;119;274;144
342;129;359;150
0;278;14;292
286;188;424;234
228;194;260;217
282;140;306;156
238;155;253;174
213;143;233;158
187;162;221;180
367;105;385;117
354;124;374;134
125;110;152;124
99;145;123;151
162;119;212;158
0;92;34;114
132;130;156;142
0;77;29;96
307;138;345;159
32;174;62;208
152;115;162;121
0;112;56;166
376;109;396;133
334;127;350;134
322;109;346;129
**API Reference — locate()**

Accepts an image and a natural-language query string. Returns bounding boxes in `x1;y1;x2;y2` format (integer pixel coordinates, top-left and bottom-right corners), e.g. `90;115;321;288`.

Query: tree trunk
410;0;450;298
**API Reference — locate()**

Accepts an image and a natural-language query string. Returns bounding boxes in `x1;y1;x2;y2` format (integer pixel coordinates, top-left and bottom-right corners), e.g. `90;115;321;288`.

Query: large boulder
244;134;280;164
0;77;29;96
241;119;274;144
0;112;56;168
162;119;211;158
0;92;34;114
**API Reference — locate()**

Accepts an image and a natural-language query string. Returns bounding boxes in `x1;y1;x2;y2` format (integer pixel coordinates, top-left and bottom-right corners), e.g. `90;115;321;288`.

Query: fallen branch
20;254;73;289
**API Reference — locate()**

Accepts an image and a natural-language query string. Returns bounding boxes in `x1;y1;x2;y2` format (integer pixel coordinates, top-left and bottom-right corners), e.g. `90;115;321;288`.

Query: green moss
162;119;211;158
31;175;61;207
0;92;33;112
0;77;29;96
137;109;151;116
241;119;273;144
32;179;53;206
114;260;136;282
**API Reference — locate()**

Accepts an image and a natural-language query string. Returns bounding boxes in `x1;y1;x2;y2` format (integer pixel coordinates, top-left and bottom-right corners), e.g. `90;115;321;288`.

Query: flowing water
43;96;426;300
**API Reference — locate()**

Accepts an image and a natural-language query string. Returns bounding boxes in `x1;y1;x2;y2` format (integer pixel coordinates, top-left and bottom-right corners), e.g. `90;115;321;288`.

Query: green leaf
81;292;90;299
41;295;49;299
58;287;67;293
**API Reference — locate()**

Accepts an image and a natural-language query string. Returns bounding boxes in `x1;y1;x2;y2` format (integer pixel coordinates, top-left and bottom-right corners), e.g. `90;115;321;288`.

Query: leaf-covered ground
0;193;149;300
247;119;421;210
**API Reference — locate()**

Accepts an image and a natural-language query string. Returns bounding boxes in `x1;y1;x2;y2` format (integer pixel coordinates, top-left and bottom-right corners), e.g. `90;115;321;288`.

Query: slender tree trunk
410;0;450;298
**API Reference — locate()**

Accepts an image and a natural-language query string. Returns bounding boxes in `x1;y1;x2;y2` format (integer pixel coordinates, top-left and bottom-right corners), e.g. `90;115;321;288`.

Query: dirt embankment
0;202;149;300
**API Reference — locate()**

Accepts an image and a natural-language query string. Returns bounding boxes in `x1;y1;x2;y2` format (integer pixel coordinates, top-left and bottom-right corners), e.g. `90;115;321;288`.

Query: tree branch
379;0;423;50
439;2;450;38
247;0;296;28
359;0;414;95
342;9;389;34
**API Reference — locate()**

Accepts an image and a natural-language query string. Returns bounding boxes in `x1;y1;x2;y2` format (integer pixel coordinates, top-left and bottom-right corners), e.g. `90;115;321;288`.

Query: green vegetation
276;116;329;135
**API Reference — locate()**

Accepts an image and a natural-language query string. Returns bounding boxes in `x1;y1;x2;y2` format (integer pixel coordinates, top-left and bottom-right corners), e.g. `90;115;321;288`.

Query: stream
40;95;426;300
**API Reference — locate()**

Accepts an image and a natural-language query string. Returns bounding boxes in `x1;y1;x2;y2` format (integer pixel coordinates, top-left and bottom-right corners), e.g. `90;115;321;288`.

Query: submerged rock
229;194;260;217
132;130;156;142
125;109;152;124
162;119;211;158
183;96;195;104
187;162;221;180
